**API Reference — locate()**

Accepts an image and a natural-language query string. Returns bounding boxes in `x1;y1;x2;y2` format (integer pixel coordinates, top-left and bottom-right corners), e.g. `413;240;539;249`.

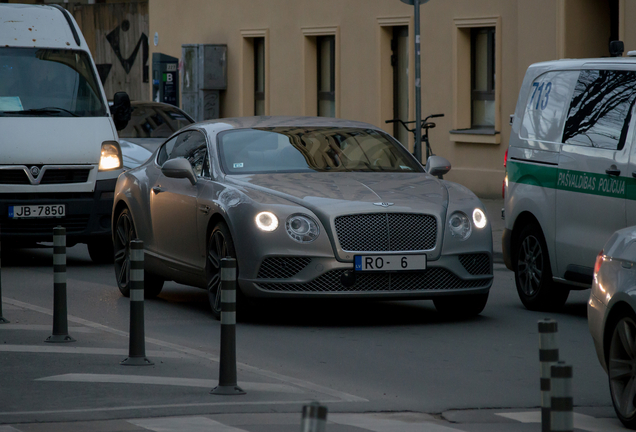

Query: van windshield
0;48;107;117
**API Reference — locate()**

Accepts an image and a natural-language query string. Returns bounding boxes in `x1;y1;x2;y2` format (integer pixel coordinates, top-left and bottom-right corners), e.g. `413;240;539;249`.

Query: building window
317;35;335;117
471;27;495;128
254;37;265;116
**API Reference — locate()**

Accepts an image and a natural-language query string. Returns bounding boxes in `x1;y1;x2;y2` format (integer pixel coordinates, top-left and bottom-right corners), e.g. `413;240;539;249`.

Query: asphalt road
0;242;626;432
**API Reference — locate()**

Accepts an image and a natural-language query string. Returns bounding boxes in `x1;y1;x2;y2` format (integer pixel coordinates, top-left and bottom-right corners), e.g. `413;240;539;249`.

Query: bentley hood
228;172;449;217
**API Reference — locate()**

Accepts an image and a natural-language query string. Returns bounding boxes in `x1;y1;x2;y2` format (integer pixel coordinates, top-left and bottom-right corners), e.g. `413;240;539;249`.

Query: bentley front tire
113;208;163;298
206;221;237;320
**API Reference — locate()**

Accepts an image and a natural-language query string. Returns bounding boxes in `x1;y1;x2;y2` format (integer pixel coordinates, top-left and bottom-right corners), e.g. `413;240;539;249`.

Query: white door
555;69;635;282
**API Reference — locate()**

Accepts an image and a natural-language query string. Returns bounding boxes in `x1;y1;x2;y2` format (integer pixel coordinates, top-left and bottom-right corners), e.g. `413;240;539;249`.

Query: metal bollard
211;257;245;395
550;361;573;432
121;239;153;366
45;227;74;342
539;318;559;432
300;402;328;432
0;225;8;324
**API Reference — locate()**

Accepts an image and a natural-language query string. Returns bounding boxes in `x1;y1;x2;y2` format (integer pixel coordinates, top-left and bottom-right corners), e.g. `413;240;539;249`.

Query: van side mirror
425;155;451;178
111;91;131;131
161;158;197;185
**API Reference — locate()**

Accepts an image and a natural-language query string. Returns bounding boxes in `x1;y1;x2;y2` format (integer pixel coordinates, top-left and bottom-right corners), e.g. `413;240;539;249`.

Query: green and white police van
503;56;636;310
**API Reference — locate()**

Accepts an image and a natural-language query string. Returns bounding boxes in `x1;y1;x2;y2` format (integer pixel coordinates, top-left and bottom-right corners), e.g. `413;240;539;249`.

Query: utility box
182;44;227;121
152;53;179;107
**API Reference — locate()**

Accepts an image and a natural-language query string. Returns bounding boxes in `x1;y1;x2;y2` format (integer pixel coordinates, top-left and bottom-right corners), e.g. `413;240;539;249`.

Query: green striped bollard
121;239;153;366
45;227;74;342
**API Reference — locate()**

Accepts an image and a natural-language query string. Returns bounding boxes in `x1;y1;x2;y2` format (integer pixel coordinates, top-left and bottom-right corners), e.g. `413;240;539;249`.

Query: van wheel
514;224;569;311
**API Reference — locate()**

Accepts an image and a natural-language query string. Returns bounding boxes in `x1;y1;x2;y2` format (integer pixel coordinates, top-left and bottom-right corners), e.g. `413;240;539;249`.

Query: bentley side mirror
161;158;197;185
425;155;451;178
111;91;131;131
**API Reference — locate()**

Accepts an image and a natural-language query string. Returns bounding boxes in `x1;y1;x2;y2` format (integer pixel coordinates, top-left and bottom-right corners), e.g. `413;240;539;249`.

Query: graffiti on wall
96;19;148;85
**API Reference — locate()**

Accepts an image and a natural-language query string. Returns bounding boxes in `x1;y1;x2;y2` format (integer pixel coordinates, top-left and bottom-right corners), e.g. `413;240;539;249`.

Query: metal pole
539;319;559;432
0;225;8;324
46;226;75;342
211;257;245;395
550;361;573;432
301;402;328;432
414;0;422;163
121;239;153;366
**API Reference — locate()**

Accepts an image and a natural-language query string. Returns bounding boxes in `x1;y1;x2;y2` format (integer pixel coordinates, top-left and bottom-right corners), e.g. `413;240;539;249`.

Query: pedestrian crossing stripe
496;411;625;432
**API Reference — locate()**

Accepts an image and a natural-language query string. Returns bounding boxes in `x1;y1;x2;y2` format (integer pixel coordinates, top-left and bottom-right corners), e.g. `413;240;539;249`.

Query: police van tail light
594;250;604;279
502;148;508;198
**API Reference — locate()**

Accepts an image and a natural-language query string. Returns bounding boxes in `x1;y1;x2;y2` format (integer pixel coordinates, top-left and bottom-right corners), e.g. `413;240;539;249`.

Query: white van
0;4;130;262
503;56;636;310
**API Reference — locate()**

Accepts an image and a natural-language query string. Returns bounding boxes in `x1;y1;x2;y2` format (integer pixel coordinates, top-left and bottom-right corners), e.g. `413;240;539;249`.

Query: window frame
450;17;502;145
316;35;336;117
470;27;495;128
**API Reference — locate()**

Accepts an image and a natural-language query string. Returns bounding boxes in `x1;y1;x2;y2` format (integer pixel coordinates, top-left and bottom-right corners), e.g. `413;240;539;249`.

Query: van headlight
448;211;471;240
286;214;319;243
99;141;123;171
473;208;487;229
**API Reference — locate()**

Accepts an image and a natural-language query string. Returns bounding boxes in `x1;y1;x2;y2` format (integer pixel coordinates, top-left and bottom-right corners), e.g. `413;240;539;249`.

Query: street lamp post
400;0;430;163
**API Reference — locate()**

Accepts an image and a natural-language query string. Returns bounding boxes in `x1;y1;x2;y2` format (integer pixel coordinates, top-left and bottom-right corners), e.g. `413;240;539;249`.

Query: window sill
449;128;500;144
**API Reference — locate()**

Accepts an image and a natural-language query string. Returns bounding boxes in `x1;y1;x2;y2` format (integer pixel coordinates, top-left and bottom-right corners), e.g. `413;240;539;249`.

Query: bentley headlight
473;208;487;229
99;141;122;171
448;211;471;240
256;211;278;231
286;214;319;243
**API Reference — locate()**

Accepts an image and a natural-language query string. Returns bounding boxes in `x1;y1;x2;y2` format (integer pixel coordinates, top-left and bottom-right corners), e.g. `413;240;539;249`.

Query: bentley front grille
334;213;437;252
256;268;489;293
257;257;312;279
459;253;491;275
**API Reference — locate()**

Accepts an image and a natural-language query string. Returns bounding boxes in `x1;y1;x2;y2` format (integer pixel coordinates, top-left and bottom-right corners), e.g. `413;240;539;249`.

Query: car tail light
594;250;604;277
502;148;508;198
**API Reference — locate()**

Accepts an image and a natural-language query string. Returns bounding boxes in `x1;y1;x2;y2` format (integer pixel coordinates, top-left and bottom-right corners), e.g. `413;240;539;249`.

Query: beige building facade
9;0;635;197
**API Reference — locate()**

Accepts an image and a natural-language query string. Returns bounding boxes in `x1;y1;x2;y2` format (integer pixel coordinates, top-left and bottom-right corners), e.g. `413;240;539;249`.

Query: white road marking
496;411;625;432
37;373;303;393
330;413;466;432
0;324;95;332
0;399;344;417
0;426;23;432
129;416;248;432
4;297;367;403
0;344;182;358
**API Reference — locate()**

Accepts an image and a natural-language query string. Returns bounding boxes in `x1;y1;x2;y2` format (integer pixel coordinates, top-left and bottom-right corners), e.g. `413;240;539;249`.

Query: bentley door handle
606;166;621;176
152;186;165;194
199;204;210;214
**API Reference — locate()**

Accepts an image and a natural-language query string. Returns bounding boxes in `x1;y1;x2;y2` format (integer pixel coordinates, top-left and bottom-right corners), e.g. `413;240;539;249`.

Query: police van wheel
514;224;569;311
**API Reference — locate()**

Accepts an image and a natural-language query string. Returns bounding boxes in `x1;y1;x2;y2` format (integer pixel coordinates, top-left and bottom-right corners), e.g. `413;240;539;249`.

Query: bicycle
385;113;444;160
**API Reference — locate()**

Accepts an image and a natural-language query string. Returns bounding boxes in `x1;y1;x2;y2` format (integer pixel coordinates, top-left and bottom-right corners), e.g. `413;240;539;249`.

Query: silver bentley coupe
112;116;493;319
